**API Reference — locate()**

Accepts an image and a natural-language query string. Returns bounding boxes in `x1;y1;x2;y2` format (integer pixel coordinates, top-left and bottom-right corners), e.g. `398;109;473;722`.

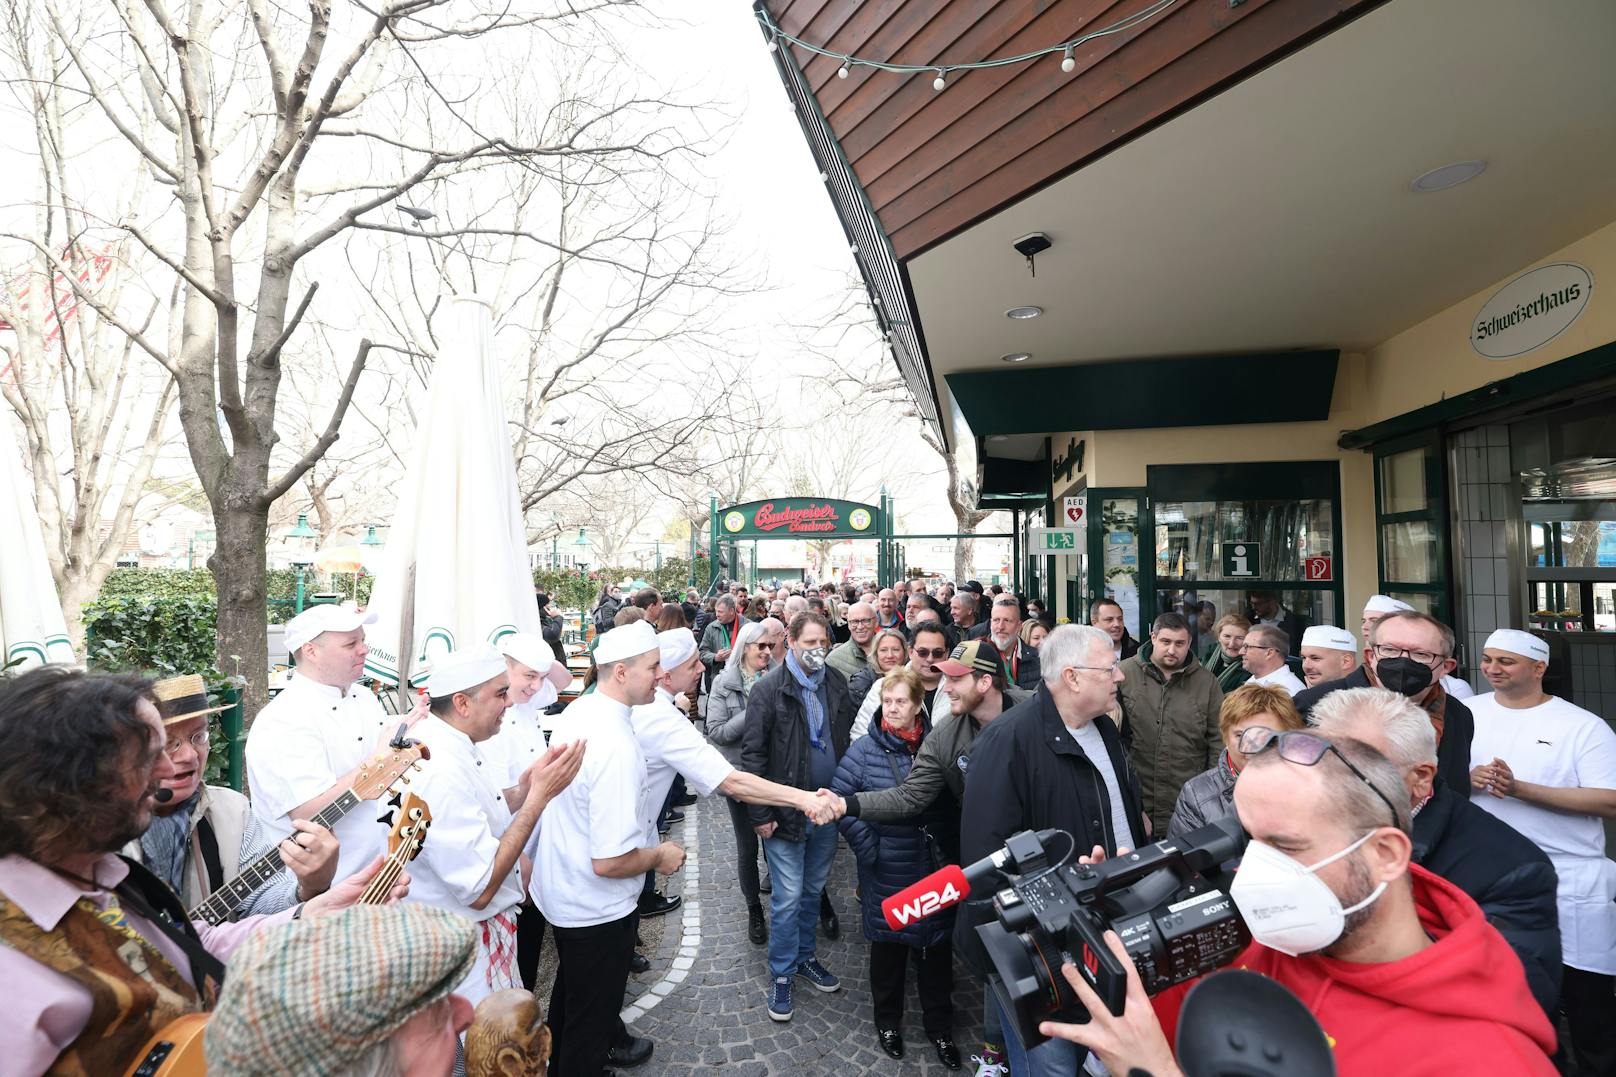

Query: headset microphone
153;787;175;803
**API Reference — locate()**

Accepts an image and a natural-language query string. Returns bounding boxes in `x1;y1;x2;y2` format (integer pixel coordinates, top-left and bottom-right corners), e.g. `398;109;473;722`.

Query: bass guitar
121;790;433;1077
188;727;427;925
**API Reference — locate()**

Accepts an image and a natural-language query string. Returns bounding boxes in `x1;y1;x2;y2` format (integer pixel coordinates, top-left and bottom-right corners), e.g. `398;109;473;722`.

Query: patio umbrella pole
395;561;416;712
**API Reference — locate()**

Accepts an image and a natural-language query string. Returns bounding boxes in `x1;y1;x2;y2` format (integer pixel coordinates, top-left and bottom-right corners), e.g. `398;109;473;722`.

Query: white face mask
1230;831;1387;957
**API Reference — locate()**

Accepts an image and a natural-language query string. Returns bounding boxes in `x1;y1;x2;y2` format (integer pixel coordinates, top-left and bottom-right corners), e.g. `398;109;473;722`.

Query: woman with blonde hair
1167;681;1303;839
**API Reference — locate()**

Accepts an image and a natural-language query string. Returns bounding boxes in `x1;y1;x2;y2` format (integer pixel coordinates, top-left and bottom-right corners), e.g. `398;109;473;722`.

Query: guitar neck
187;791;362;925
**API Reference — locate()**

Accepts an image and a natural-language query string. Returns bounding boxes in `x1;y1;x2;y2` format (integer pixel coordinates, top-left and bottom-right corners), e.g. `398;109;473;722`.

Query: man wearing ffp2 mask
1036;731;1556;1077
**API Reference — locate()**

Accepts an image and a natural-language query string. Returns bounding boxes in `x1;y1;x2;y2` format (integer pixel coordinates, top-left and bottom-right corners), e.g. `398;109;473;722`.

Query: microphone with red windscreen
881;864;971;930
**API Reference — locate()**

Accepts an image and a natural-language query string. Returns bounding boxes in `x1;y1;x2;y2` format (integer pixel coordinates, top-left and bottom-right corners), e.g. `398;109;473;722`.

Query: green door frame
1370;430;1452;624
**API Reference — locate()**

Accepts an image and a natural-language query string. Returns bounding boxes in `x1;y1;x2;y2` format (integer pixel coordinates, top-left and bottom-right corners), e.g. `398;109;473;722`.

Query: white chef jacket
1441;673;1475;700
245;673;394;881
1250;665;1305;697
528;690;650;928
479;692;554;794
631;687;734;844
1469;691;1616;974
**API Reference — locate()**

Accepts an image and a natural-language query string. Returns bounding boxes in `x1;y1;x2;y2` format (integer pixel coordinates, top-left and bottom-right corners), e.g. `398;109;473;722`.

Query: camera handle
1062;903;1132;1017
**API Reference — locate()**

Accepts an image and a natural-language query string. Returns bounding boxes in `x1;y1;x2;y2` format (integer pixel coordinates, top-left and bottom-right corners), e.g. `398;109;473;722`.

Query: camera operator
1036;731;1556;1076
959;624;1146;1076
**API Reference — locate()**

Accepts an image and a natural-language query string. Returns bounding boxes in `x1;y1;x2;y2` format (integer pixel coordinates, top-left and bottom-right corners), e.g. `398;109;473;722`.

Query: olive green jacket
1118;642;1224;837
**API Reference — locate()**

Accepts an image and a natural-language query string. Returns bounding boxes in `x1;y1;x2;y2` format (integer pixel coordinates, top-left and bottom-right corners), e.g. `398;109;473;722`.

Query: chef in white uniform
529;621;682;1077
1363;595;1474;698
405;647;584;1004
1298;625;1358;688
477;632;573;800
633;628;831;853
1469;628;1616;1075
246;603;398;880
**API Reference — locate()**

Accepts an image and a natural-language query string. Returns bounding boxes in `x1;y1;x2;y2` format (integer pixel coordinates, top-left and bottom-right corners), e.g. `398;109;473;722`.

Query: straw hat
150;674;231;725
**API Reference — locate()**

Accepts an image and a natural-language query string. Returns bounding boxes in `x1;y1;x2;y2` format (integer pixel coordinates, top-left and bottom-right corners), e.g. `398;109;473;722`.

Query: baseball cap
285;602;378;653
935;639;1003;679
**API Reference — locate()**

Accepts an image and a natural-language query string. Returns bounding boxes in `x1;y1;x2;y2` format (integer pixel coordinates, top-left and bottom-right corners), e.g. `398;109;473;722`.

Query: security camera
1013;232;1052;259
1012;233;1051;276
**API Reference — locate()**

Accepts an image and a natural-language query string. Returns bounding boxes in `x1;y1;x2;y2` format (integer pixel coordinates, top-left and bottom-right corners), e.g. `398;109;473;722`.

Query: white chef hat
286;602;378;653
498;633;555;676
1301;625;1357;652
594;620;658;665
426;646;507;698
1484;629;1550;664
1363;595;1415;615
657;628;698;670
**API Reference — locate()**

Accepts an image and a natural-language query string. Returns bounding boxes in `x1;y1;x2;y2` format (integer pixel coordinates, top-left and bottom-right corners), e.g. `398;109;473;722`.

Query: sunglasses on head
1236;727;1401;826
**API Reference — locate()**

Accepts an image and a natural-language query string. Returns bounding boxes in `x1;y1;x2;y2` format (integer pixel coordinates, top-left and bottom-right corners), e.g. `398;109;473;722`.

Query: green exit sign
1031;528;1080;551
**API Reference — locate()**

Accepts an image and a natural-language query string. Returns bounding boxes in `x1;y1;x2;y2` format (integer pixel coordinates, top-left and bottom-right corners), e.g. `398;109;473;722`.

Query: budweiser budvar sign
753;501;839;533
718;498;876;539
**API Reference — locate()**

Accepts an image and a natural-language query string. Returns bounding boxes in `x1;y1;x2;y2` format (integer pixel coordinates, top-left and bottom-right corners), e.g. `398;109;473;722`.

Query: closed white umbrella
0;422;74;668
363;296;539;689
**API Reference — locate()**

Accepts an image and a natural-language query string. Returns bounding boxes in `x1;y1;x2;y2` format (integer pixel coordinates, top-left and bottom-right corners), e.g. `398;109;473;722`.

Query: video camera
975;816;1249;1050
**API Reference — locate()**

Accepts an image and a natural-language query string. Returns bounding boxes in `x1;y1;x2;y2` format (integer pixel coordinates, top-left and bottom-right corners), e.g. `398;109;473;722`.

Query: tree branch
262;337;371;505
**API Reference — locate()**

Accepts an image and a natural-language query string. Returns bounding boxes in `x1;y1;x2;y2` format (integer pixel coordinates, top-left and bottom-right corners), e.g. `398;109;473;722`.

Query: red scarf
887;719;924;754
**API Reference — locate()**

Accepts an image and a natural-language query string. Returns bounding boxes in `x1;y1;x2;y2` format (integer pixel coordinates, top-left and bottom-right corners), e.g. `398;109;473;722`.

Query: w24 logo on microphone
887;880;964;927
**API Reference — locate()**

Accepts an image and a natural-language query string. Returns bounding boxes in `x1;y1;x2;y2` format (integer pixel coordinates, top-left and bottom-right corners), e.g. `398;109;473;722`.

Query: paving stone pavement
619;792;988;1076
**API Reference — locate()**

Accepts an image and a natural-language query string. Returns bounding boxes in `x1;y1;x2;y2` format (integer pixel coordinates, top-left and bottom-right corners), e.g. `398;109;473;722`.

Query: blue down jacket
831;715;952;948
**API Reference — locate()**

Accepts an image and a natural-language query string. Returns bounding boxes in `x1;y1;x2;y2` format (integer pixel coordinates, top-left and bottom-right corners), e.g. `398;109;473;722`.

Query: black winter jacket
1294;667;1475;797
831;716;952;948
740;660;854;842
955;683;1145;975
1413;786;1561;1017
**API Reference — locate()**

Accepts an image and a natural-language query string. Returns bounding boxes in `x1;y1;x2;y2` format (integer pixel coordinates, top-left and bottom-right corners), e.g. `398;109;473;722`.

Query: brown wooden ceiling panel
849;0;1150;198
759;0;1386;259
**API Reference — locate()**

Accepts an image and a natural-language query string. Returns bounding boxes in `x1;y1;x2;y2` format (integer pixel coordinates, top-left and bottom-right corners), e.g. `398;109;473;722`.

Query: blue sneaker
767;975;793;1021
797;958;841;993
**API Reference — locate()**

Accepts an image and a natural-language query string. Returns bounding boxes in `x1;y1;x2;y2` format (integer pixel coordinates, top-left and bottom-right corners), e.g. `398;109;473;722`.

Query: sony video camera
976;816;1249;1050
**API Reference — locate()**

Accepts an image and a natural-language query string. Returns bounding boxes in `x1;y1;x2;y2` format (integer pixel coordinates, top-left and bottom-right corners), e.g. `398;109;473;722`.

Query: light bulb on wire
1060;46;1076;73
932;69;947;92
838;60;850;79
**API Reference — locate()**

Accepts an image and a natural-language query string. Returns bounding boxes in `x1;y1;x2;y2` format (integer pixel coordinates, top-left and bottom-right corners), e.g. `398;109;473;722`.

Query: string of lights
755;0;1181;92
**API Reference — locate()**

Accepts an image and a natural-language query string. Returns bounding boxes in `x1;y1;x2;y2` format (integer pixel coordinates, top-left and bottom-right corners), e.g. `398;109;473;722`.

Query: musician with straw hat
122;673;339;915
403;647;586;1005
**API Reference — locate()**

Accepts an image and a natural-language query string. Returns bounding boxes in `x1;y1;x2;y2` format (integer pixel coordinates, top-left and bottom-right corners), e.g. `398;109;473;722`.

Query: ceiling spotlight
1005;305;1043;320
1411;160;1486;193
1001;352;1031;363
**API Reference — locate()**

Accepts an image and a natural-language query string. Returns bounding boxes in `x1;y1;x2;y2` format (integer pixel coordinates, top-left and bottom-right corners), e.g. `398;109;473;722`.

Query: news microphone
153;787;174;803
881;865;970;930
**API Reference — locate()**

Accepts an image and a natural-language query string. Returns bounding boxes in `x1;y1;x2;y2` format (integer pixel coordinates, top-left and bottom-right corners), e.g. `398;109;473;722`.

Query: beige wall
1054;213;1615;630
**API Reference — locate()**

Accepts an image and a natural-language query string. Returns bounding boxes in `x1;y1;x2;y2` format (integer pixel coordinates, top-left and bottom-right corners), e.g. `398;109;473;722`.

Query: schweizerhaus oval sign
1470;262;1593;359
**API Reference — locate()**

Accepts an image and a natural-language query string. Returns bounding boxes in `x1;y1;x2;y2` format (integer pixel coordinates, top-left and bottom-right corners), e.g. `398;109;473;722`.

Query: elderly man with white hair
1312;685;1560;1018
1469;628;1616;1075
957;625;1145;1075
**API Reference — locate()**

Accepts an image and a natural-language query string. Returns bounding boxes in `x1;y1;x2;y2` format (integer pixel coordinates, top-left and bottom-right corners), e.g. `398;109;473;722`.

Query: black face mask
1375;656;1434;696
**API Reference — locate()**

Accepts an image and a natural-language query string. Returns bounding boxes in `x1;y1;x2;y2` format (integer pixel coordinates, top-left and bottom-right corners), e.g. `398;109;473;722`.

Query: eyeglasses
1068;662;1120;675
848;617;876;627
163;729;210;758
1372;644;1446;667
1237;643;1276;653
1237;728;1401;825
912;647;949;659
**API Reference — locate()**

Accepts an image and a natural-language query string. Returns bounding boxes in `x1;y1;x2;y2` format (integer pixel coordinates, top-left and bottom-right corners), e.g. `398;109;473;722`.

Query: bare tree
0;16;176;645
27;0;705;713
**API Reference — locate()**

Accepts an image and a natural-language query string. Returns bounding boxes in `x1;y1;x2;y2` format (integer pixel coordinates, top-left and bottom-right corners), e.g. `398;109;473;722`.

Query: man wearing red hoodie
1034;731;1557;1076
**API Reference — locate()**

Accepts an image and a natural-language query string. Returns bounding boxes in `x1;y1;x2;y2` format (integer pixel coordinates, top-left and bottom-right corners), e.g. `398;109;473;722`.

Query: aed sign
1305;556;1333;582
1222;542;1259;578
1031;527;1080;552
1470;262;1592;359
1063;495;1086;526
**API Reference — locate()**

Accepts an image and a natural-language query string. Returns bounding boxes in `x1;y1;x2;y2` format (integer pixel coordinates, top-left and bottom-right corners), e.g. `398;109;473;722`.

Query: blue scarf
785;649;828;752
139;790;201;893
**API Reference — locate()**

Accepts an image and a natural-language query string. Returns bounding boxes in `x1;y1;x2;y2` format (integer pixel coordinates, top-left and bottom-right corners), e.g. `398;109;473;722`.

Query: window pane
1382;521;1439;583
1594;583;1615;632
1155;499;1334;582
1383;590;1437;615
1530;581;1583;632
1379;448;1429;514
1102;498;1141;634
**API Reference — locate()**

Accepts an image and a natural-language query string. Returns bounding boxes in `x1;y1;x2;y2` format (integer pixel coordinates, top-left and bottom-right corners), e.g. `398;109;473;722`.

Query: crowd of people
1;572;1612;1077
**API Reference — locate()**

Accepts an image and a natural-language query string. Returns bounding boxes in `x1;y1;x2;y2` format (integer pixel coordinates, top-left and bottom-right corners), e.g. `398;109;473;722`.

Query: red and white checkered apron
480;909;519;991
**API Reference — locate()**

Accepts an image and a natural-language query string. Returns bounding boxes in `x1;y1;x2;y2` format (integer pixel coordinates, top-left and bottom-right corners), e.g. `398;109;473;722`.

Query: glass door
1373;432;1451;623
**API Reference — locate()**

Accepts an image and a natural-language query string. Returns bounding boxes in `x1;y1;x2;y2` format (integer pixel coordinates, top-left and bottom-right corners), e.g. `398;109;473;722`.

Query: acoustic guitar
189;728;429;925
121;793;433;1076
